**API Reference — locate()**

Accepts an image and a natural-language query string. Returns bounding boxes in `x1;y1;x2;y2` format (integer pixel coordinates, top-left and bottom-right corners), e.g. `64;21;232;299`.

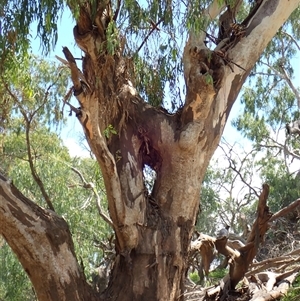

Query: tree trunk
1;1;300;300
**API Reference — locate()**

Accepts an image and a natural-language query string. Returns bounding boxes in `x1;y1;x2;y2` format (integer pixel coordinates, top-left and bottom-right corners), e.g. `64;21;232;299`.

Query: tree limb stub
62;47;85;102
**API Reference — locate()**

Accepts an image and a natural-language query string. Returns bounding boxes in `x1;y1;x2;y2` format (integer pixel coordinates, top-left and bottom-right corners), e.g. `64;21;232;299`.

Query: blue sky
30;11;89;156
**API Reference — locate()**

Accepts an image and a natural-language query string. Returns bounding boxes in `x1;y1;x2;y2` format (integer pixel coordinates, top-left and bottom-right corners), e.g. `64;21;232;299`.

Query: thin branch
71;167;88;185
0;77;55;211
282;30;300;51
24;120;55;211
93;187;114;228
70;167;113;227
260;61;300;108
260;136;300;161
135;19;163;55
61;87;73;116
219;143;260;198
113;0;122;21
279;64;300;108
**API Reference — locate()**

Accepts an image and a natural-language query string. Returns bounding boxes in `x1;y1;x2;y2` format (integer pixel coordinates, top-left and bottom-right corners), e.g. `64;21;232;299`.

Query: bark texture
1;0;300;300
0;174;98;301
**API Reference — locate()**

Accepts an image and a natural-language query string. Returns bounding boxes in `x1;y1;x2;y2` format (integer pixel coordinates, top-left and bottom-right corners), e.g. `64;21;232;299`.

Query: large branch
0;173;98;301
229;0;300;74
182;0;300;145
62;49;138;254
270;198;300;222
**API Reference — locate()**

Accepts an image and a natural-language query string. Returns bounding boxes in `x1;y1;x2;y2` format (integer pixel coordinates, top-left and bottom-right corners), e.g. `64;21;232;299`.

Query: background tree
1;1;300;301
0;54;112;300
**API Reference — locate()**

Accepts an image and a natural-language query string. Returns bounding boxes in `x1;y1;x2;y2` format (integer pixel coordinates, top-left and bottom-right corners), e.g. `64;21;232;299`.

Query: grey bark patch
247;0;279;33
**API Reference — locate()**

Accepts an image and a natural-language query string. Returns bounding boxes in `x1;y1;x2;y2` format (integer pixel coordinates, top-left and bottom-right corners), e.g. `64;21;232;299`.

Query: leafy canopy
0;52;112;299
1;0;286;109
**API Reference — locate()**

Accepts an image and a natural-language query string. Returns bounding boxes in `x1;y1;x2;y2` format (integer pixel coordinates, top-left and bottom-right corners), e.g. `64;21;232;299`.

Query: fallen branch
270;198;300;222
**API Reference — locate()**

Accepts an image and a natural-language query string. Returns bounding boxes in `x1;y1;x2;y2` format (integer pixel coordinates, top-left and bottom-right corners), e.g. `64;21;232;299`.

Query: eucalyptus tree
1;1;300;301
233;14;300;212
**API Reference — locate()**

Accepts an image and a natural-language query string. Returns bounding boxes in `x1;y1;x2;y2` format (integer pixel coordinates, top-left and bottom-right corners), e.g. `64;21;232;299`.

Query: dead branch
247;248;300;276
217;184;271;291
249;271;299;301
56;54;90;91
70;167;113;228
62;47;87;104
270;198;300;222
135;19;163;55
190;234;216;277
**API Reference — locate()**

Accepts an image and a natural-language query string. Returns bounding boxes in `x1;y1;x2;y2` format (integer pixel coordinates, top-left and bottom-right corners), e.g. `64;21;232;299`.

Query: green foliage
235;16;300;140
0;55;112;300
118;0;186;108
205;73;213;85
230;8;300;216
209;268;228;281
281;274;300;301
106;21;120;55
0;52;69;131
0;0;64;54
132;54;172;107
258;156;300;212
0;245;35;301
189;271;200;283
189;268;228;287
197;165;221;235
104;124;117;138
1;0;299;112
